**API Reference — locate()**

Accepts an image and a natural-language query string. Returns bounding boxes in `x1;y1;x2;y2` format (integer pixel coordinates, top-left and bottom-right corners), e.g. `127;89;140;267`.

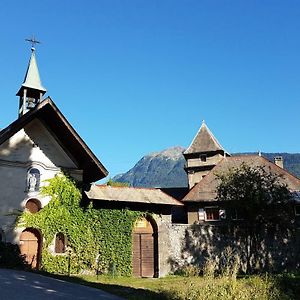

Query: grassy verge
38;272;300;300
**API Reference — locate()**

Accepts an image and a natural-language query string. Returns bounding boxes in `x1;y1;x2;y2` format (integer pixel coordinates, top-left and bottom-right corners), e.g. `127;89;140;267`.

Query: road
0;268;124;300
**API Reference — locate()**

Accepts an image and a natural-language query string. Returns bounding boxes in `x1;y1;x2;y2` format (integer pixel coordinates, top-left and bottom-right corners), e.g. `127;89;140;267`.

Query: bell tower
16;38;46;117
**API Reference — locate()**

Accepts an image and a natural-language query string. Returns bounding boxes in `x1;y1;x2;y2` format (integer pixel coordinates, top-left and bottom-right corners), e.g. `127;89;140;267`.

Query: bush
175;264;200;277
163;275;284;300
0;241;27;269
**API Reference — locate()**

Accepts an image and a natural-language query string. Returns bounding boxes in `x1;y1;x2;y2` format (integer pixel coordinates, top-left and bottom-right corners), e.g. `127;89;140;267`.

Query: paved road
0;269;124;300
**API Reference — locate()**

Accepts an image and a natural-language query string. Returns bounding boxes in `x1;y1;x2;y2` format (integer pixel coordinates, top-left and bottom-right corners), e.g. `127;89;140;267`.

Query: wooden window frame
205;206;220;221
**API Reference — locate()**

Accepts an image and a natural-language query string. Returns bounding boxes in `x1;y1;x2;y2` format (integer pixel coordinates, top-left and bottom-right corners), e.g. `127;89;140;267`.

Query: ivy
20;174;144;275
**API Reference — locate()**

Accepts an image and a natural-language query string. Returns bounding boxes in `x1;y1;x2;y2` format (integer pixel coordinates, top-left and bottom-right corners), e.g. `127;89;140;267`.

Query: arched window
27;168;40;192
25;199;41;213
55;233;66;253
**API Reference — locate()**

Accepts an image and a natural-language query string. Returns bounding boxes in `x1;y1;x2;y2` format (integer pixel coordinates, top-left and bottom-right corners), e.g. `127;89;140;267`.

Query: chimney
274;156;284;169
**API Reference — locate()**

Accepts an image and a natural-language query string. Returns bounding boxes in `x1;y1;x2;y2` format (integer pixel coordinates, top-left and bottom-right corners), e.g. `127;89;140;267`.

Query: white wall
0;119;83;243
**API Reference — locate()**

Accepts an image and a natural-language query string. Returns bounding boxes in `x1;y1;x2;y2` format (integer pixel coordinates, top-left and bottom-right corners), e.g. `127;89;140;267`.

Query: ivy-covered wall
19;175;144;275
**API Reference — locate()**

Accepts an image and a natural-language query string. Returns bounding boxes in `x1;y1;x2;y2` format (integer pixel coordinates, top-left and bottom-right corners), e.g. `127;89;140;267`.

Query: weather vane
25;35;41;49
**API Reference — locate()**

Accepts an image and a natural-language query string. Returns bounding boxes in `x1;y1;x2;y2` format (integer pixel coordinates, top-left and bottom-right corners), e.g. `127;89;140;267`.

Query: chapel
0;45;107;267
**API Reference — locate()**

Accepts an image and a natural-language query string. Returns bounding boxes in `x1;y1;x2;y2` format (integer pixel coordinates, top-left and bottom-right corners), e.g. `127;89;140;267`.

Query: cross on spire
25;36;40;49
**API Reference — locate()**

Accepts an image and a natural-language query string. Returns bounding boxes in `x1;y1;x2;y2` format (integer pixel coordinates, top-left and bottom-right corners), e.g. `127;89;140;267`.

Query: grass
39;272;300;300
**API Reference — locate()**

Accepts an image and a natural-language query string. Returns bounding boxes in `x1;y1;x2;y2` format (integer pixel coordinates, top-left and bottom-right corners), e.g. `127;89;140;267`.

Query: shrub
0;241;27;269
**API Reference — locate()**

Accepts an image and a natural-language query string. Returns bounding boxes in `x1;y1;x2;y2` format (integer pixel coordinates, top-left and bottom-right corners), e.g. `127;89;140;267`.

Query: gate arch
19;228;42;269
132;217;158;277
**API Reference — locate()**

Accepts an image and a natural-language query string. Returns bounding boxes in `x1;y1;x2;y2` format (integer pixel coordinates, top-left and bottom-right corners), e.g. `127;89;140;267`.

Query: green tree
216;163;293;273
106;178;130;187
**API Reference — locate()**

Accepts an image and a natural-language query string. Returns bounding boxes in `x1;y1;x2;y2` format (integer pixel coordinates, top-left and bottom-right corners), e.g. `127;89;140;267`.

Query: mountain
113;146;188;188
113;147;300;188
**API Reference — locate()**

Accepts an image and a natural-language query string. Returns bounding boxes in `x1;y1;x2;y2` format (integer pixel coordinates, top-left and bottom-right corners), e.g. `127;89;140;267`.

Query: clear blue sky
0;1;299;178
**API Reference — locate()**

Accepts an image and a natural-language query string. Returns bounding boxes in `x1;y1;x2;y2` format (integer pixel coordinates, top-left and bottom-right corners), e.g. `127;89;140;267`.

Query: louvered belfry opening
132;217;157;277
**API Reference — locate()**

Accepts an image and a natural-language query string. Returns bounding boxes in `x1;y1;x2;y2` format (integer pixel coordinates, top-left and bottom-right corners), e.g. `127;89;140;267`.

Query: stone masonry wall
165;223;300;274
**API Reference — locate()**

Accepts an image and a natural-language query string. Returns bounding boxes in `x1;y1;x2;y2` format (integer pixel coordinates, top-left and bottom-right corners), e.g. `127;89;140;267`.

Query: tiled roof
86;185;184;206
183;155;300;202
184;121;226;155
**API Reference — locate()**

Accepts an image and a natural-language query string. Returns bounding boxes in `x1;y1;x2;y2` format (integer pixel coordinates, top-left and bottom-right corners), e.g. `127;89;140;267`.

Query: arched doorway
132;217;158;277
19;228;41;269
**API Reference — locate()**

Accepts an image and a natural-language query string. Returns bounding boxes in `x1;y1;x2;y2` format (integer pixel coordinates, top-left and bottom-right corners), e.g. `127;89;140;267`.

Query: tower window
200;155;207;162
55;233;66;253
27;168;40;192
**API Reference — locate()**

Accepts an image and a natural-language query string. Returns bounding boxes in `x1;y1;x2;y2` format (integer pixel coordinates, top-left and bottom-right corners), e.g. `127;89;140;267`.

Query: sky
0;1;300;179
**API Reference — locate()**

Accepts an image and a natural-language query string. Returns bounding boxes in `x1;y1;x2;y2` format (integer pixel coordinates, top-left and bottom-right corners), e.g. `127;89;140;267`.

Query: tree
216;163;293;273
106;178;130;187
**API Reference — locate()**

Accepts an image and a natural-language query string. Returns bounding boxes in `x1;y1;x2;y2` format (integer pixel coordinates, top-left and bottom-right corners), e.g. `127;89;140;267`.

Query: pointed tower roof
184;121;226;155
16;47;46;96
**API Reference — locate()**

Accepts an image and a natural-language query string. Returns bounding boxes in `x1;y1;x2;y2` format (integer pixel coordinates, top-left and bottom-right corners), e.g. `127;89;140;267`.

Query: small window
25;199;41;213
295;205;300;216
27;168;40;192
55;233;66;253
200;155;207;162
205;207;220;221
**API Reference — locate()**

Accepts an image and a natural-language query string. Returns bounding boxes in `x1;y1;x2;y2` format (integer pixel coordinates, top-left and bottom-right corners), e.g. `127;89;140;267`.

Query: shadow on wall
168;223;300;274
0;132;36;242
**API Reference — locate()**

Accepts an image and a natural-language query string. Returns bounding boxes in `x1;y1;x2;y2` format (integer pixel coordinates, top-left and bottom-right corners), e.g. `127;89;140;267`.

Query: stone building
167;122;300;273
182;122;300;224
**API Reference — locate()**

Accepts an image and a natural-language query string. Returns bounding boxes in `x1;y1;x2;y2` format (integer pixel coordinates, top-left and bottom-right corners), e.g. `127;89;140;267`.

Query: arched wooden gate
132;217;157;277
19;228;41;269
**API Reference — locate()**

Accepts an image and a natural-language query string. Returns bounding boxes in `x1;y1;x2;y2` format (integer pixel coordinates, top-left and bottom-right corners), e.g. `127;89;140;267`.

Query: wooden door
132;218;156;277
20;229;41;269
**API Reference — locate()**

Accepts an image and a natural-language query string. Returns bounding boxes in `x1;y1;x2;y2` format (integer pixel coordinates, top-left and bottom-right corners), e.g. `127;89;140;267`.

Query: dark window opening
200;155;207;162
55;233;66;253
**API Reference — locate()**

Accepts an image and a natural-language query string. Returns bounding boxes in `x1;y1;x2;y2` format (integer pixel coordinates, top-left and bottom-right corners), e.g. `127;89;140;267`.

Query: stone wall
165;223;300;274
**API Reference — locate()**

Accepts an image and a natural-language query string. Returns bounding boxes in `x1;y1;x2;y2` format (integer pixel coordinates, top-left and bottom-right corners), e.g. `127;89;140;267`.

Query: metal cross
25;36;41;48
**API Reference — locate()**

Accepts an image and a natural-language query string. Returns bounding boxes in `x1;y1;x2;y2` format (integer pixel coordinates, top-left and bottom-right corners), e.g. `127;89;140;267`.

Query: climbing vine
20;174;144;275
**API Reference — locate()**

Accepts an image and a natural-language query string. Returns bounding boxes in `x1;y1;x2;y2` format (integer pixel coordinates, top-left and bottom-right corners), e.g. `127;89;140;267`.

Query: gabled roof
16;48;46;96
86;185;183;206
184;121;227;155
183;155;300;202
0;97;108;182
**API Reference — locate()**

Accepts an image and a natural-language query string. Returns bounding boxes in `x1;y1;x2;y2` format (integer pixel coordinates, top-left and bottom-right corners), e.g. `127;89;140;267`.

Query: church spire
17;39;47;117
